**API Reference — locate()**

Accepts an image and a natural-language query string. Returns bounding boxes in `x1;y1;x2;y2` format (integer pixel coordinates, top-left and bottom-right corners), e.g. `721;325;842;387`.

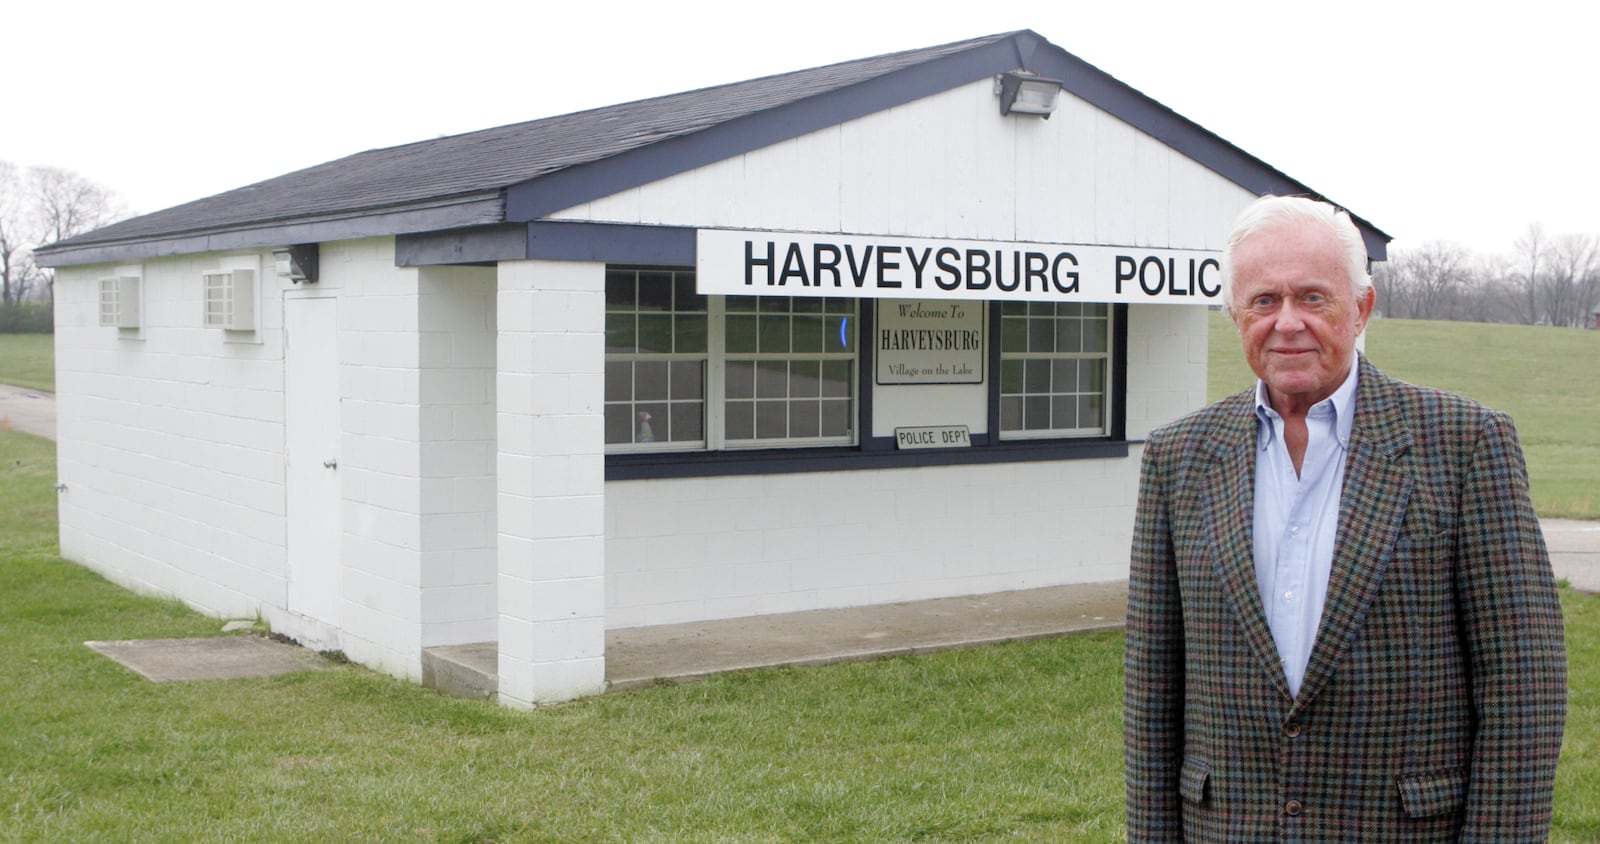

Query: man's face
1229;221;1375;415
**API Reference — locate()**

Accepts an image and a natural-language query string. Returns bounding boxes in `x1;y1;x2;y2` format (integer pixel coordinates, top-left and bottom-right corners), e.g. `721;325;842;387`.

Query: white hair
1219;195;1373;312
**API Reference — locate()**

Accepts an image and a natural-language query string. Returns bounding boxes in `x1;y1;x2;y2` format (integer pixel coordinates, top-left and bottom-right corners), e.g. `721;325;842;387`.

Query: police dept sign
696;229;1221;304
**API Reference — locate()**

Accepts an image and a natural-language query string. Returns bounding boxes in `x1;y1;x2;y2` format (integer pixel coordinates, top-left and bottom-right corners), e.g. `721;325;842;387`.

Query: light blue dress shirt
1252;359;1359;697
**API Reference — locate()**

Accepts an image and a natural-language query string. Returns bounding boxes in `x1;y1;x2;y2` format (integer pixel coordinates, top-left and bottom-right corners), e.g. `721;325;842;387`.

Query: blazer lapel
1200;392;1294;701
1292;358;1414;712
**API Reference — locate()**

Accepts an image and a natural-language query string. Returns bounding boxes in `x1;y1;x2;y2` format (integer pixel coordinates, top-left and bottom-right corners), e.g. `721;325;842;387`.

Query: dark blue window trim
607;437;1128;480
605;287;1131;481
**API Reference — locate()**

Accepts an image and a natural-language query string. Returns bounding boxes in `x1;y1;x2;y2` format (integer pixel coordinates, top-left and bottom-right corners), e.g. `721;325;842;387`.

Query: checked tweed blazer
1124;357;1566;842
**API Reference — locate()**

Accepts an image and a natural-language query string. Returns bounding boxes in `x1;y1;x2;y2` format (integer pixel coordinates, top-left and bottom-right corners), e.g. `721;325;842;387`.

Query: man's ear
1355;285;1377;331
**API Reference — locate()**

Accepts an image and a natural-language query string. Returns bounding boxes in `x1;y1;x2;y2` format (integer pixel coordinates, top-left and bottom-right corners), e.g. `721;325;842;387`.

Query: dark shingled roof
43;32;1014;253
38;29;1389;264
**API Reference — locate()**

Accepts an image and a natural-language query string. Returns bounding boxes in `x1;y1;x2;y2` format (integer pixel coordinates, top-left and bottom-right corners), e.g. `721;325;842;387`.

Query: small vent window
203;269;255;330
98;276;141;328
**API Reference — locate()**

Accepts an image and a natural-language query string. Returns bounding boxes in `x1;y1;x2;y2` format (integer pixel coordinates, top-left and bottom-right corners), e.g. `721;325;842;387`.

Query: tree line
1373;226;1600;328
1;160;123;330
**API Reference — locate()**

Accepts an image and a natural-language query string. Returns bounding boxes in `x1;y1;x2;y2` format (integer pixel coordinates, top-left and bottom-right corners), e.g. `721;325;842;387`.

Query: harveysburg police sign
696;229;1220;305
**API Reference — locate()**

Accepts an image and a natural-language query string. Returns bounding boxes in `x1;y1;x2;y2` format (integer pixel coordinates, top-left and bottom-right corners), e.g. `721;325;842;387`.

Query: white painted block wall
56;252;289;625
602;303;1209;629
1125;304;1211;441
417;266;498;648
552;80;1258;255
604;458;1140;628
54;239;501;684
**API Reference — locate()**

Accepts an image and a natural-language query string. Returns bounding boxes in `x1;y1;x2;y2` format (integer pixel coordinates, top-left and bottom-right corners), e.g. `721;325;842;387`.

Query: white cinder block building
36;30;1388;707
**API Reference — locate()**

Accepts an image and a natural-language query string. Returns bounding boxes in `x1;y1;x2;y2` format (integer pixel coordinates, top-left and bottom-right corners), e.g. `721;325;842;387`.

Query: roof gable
37;30;1388;266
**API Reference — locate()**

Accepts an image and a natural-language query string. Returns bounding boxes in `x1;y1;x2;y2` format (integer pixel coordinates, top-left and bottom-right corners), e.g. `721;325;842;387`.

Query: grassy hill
1209;311;1600;519
0;333;54;393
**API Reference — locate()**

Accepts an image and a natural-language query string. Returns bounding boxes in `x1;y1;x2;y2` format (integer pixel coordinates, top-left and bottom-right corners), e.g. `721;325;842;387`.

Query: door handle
323;458;339;469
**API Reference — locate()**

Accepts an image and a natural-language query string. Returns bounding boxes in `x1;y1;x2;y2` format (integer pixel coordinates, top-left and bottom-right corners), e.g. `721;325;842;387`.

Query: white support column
495;259;607;707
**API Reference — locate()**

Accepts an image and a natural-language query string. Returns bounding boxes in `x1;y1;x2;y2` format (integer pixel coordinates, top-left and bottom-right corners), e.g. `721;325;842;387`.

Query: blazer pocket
1179;757;1209;805
1396;767;1467;819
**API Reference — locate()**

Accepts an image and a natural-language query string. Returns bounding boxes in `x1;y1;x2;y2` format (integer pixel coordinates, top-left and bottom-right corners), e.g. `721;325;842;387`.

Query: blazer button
1285;800;1305;817
1283;722;1302;738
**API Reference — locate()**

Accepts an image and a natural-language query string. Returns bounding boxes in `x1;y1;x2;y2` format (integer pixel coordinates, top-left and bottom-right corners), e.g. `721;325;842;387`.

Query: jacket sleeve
1124;429;1186;842
1455;410;1567;842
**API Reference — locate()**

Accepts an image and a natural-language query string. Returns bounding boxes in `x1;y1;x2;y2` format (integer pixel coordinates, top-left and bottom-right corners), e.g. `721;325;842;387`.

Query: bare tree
0;160;32;306
1508;224;1549;325
1374;241;1472;321
30;166;122;245
27;166;124;303
0;163;126;311
1463;252;1514;324
1543;233;1600;328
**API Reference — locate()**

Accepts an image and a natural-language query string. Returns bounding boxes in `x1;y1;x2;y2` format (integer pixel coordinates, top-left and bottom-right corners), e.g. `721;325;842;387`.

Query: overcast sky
9;1;1596;256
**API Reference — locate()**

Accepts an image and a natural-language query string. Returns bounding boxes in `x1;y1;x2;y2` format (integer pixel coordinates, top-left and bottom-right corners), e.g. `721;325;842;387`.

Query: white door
285;296;342;627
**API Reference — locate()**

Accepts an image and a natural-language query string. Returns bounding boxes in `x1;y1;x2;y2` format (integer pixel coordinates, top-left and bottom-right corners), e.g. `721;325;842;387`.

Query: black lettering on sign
935;248;962;290
814;243;842;287
745;240;776;286
906;247;933;289
1139;256;1165;295
845;245;874;288
1053;252;1080;294
1114;255;1136;294
996;250;1018;292
966;250;992;290
779;242;810;286
1023;252;1050;293
877;245;902;288
1198;257;1221;297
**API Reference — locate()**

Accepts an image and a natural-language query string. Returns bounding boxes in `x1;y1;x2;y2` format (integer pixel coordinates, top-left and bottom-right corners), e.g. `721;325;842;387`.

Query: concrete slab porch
422;580;1130;700
425;519;1600;702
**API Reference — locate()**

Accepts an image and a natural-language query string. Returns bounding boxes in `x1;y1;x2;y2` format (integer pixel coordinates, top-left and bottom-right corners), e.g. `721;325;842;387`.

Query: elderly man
1124;195;1566;841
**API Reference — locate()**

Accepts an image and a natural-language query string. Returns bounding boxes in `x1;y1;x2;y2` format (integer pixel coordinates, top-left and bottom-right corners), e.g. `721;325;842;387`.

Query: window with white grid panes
605;268;708;449
203;271;233;327
998;301;1110;437
98;278;121;326
604;269;857;452
723;295;855;446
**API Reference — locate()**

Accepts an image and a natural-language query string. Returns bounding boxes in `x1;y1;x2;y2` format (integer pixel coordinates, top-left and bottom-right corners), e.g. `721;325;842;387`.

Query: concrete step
421;642;497;700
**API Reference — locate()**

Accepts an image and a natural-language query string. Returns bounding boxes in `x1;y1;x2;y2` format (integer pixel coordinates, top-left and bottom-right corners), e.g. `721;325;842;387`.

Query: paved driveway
0;382;54;440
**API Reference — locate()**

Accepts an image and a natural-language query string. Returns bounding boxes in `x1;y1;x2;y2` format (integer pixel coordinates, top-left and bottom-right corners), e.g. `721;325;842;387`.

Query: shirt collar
1253;355;1361;449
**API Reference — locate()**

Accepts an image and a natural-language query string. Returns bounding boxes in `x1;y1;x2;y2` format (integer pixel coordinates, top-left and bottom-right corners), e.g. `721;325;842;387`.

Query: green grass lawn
1208;312;1600;519
2;313;1597;839
0;332;55;393
0;430;1126;842
4;429;1600;840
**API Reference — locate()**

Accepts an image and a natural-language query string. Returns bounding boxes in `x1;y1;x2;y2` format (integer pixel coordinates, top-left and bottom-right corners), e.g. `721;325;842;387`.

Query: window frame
604;267;710;453
603;267;862;455
995;301;1115;441
605;263;1128;480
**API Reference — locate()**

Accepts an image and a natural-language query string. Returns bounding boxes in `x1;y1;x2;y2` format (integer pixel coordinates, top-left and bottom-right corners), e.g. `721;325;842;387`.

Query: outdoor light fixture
997;70;1063;118
272;244;320;284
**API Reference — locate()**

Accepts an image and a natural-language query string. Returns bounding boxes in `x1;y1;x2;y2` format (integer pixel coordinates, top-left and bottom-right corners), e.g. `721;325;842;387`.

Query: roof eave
504;32;1032;223
35;192;505;268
